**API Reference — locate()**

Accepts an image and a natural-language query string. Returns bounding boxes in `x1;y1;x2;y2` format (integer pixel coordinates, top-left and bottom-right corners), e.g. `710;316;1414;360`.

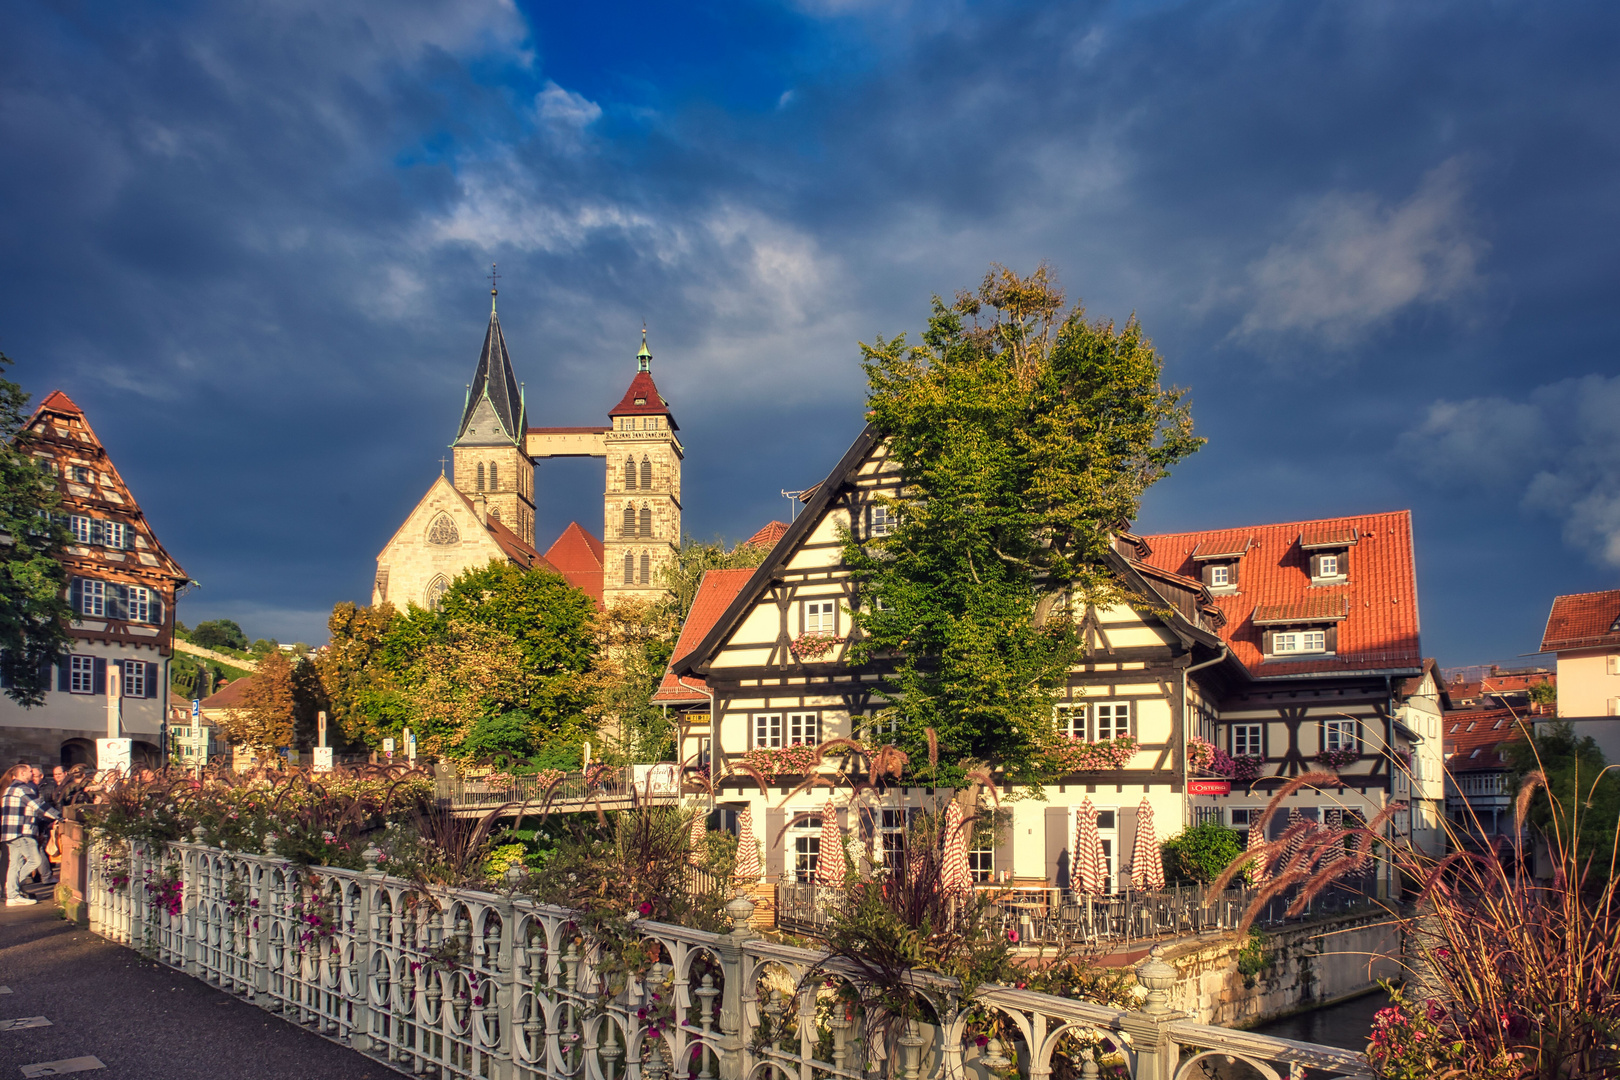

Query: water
1248;989;1388;1051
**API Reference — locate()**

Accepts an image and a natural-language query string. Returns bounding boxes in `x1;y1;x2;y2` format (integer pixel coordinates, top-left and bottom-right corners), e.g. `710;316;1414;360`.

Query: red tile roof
1139;510;1421;677
1252;595;1350;625
744;521;790;549
452;489;556;573
543;522;605;605
201;678;253;710
1300;525;1359;549
609;371;674;420
37;390;83;415
1192;536;1252;560
652;568;757;703
1442;708;1529;772
1540;589;1620;652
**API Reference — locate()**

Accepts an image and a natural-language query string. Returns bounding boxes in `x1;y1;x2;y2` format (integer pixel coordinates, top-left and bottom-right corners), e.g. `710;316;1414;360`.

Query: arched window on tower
624;456;637;490
639;550;651;584
622;505;636;537
639;456;652;489
477;462;485;491
623;551;635;584
489;463;498;490
639;505;652;538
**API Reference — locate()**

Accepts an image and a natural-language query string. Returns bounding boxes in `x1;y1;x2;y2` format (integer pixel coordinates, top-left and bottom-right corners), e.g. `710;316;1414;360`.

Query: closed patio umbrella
1131;798;1165;890
1074;798;1107;895
1244;816;1271;887
942;799;973;896
690;807;708;855
735;804;761;884
1281;807;1309;873
815;801;844;886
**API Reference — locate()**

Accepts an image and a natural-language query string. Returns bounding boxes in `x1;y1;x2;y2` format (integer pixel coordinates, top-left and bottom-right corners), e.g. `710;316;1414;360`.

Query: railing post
492;867;522;1080
351;846;380;1051
185;829;205;975
715;894;757;1080
1117;946;1182;1080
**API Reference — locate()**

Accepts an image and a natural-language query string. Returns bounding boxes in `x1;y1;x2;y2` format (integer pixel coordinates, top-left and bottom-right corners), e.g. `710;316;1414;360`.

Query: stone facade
601;409;682;608
372;476;544;610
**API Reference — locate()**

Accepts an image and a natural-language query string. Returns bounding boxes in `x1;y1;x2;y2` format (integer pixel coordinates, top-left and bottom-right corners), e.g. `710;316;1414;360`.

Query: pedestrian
2;763;61;906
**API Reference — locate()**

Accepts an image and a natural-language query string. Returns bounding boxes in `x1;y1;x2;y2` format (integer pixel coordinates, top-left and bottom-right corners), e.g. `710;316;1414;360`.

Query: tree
659;535;769;622
317;601;406;747
192;619;248;651
0;353;72;706
844;266;1203;782
577;596;679;762
219;651;298;751
1508;721;1620;877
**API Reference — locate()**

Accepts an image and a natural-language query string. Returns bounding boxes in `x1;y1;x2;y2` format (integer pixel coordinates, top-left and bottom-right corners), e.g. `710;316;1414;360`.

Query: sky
2;0;1618;665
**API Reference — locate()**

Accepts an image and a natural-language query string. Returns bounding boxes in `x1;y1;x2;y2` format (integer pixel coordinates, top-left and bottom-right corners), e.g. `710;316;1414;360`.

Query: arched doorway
61;739;96;768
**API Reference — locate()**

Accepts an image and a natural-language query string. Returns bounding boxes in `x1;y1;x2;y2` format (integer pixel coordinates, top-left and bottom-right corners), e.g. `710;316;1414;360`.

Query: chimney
474;493;487;525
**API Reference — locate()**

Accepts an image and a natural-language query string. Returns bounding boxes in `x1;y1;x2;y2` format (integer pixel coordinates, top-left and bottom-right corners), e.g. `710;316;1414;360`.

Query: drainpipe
677;674;717;814
1386;674;1397;901
1181;645;1229;827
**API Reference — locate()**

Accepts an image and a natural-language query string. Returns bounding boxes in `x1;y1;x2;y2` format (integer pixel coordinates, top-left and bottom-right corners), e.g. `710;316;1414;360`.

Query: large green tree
1508;721;1620;878
0;354;71;706
844;266;1203;782
659;535;769;622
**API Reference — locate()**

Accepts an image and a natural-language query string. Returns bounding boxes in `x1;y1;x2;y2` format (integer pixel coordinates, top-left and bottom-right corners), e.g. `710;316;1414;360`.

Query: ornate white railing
87;834;1372;1080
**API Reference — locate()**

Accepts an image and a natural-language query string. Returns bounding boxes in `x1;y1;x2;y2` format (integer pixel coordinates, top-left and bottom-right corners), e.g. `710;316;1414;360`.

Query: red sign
1189;779;1231;795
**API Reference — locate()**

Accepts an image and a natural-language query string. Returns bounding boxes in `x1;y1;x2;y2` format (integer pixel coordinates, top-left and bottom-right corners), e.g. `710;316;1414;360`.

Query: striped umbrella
1281;807;1308;873
689;807;708;855
941;799;972;896
1074;798;1107;895
815;801;844;886
734;804;762;883
1322;808;1346;867
1131;798;1165;890
1245;815;1272;886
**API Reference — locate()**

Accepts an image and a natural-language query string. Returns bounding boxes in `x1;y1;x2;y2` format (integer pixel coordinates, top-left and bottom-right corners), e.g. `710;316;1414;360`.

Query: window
870;505;893;537
1054;702;1088;739
862;713;898;743
125;585;151;624
424;576;449;609
1272;630;1326;654
873;596;893;612
804;600;836;633
1210;564;1229;587
623;552;635;584
754;713;783;748
71;516;95;544
640;457;652;489
622;506;636;537
79;580;105;617
104;522;126;549
639;505;652;538
69;655;95;694
787;712;820;745
639;550;651;584
1230;807;1257;843
488;463;498;490
1324;719;1356;752
1193;805;1222;826
792;814;822;883
122;661;146;698
1094;702;1131;741
1319;554;1339;576
426;515;459;545
969;846;994;883
477;462;485;491
1233;723;1263;758
879;808;908;867
71;466;90;483
624;456;637;490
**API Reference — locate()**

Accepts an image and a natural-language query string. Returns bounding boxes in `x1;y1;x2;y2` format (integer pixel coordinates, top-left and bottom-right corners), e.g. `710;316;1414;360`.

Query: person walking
2;764;61;906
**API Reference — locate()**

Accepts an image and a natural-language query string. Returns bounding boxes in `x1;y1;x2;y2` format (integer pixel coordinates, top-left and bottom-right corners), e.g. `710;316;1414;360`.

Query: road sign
312;747;333;773
191;699;200;718
1188;779;1231;795
383;737;395;760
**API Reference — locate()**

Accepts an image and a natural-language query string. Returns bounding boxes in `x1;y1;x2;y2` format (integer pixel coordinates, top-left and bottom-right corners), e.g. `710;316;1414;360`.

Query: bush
1160;821;1243;884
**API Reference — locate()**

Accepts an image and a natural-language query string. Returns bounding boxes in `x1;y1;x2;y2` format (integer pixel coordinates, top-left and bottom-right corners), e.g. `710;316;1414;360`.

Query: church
373;283;682;611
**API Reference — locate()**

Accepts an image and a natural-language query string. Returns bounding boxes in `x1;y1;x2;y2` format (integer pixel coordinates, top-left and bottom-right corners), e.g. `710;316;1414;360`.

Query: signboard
312;747;334;773
95;738;132;775
405;729;416;763
191;699;200;719
317;710;327;747
383;737;395;760
1188;779;1232;796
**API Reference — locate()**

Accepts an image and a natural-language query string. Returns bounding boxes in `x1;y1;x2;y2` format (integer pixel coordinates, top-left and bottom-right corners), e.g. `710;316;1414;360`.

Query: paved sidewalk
0;897;393;1079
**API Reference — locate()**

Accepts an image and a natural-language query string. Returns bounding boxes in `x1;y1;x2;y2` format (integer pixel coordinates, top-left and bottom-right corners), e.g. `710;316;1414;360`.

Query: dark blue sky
3;0;1618;662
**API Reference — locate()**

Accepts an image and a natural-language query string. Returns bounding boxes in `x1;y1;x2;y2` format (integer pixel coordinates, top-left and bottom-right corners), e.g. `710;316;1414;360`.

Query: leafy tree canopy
844;266;1202;782
659;535;769;623
0;354;72;705
191;619;248;651
1509;721;1620;876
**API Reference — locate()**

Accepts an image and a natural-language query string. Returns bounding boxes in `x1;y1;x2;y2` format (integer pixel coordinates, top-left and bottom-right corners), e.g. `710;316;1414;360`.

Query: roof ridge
1142;508;1410;542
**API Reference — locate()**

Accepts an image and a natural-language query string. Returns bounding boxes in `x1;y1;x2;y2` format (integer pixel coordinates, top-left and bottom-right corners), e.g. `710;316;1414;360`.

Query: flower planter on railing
80;835;1371;1080
739;744;824;781
1046;735;1140;773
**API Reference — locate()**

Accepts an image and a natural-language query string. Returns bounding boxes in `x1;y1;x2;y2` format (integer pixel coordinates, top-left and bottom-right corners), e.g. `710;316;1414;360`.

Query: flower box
1046;735;1139;773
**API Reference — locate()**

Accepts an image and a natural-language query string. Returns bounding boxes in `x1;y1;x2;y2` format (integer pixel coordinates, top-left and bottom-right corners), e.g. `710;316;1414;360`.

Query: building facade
1538;589;1620;763
0;391;188;770
666;425;1432;896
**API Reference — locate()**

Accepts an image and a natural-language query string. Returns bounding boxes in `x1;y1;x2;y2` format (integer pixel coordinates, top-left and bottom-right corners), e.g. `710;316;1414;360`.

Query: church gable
457;396;514;447
373;476;516;609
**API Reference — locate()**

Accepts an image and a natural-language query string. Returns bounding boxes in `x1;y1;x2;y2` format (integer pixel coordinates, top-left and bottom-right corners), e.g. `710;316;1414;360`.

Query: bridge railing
86;835;1372;1080
437;764;683;811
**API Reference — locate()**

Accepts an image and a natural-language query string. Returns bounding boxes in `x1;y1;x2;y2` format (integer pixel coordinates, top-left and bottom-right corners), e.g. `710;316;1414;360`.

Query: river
1248;988;1389;1051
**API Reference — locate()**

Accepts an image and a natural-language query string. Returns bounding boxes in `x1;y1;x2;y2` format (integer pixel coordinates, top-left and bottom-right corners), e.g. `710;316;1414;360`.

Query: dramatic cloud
1234;161;1485;346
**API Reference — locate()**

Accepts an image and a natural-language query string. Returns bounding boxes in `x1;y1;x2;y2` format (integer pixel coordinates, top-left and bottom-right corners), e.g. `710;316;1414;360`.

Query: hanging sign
1189;779;1232;795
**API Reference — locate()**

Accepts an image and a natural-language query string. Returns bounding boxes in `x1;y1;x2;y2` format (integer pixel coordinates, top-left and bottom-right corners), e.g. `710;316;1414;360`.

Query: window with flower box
1094;702;1131;741
1232;723;1263;758
1054;702;1088;739
802;600;837;634
1323;719;1357;752
787;712;820;746
754;713;783;748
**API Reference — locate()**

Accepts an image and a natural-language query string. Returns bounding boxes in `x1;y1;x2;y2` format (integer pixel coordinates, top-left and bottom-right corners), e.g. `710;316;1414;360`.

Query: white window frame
1054;702;1088;740
1209;564;1229;587
862;713;898;743
1272;630;1326;655
870;505;893;538
1318;554;1340;577
1324;719;1357;752
80;580;106;617
69;655;95;694
1233;723;1263;758
787;712;820;746
803;600;836;634
1094;702;1131;742
753;713;783;749
122;661;146;698
71;515;94;544
791;811;822;883
125;585;151;624
968;846;994;883
104;521;126;549
879;808;909;867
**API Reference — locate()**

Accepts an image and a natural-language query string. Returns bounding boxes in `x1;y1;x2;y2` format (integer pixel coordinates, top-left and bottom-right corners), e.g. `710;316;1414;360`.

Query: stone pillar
1117;946;1183;1080
715;894;758;1080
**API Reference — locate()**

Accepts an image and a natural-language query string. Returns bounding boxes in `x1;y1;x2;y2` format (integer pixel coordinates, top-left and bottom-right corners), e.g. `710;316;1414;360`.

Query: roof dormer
1253;595;1349;659
1300;525;1357;584
1191;535;1252;593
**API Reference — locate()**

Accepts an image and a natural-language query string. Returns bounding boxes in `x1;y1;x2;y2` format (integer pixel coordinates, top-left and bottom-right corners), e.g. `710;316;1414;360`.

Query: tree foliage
1509;721;1620;876
659;535;769;622
191;619;248;651
1160;821;1244;884
0;353;72;706
578;596;679;763
844;266;1202;780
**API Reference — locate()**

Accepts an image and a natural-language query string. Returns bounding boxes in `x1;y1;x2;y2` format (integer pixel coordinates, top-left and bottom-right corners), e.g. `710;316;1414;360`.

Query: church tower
602;330;682;608
452;285;536;547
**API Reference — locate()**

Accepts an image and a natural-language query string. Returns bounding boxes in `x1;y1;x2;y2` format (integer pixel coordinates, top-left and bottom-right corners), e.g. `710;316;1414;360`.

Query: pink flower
974;1035;989;1048
1006;929;1019;943
638;901;653;916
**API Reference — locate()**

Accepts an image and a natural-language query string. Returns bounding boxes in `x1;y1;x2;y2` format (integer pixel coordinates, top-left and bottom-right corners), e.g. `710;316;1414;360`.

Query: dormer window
1255;596;1347;660
1300;525;1357;583
1191;535;1251;592
1209;564;1230;588
1272;630;1326;654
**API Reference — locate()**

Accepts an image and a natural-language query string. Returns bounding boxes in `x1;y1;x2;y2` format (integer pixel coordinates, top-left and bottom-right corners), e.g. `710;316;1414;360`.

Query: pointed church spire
637;325;652;373
454;281;527;448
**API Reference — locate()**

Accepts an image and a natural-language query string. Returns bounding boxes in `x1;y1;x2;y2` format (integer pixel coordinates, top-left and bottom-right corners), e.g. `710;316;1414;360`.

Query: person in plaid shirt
3;764;60;906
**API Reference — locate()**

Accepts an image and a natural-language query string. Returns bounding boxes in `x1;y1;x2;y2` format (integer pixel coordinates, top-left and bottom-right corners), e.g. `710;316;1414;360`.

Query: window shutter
1325;625;1338;654
70;578;82;614
1229;559;1241;586
93;657;106;695
640;458;652;489
109;584;126;622
993;815;1012;883
1044;806;1069;889
1200;563;1215;586
1308;553;1322;578
1338;548;1350;577
57;659;71;692
765;807;785;882
0;656;11;689
147;662;160;698
1262;630;1275;655
151;595;164;627
1118;806;1139;888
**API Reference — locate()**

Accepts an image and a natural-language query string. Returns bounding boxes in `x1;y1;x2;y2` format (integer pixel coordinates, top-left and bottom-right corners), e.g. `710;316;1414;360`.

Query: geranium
1046;736;1139;774
1316;747;1359;770
740;744;822;780
1187;736;1235;777
789;632;842;662
1229;755;1265;785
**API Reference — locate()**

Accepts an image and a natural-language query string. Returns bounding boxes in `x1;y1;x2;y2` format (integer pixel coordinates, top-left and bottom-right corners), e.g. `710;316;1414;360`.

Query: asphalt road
0;894;395;1079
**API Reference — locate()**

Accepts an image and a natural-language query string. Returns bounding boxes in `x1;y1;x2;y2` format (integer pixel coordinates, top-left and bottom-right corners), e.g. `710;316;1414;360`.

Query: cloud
1234;160;1486;346
536;80;602;137
1400;374;1620;566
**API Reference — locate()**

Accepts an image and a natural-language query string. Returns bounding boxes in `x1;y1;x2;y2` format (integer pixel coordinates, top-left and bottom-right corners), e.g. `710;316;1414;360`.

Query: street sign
312;747;334;773
1188;779;1231;795
191;699;200;718
406;729;416;763
383;737;395;760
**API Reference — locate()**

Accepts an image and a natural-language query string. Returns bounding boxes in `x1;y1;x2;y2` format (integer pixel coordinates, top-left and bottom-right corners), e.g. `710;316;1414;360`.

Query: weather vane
489;262;500;294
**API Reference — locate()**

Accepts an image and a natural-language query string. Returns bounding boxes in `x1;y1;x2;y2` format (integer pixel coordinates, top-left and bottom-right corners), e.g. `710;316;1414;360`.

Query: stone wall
1162;912;1401;1026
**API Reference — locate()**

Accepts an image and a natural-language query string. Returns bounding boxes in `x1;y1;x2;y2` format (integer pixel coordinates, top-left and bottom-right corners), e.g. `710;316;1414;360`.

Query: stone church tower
451;290;536;547
601;332;682;607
